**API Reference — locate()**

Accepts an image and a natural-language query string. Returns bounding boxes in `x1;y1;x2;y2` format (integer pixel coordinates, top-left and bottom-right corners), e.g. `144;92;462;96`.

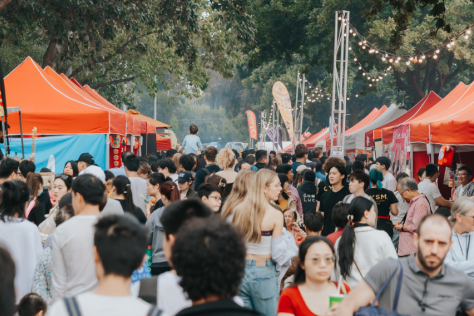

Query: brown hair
295;144;309;158
26;173;43;208
190;124;199;134
173;153;182;173
138;161;152;176
204;146;218;162
159;182;181;202
323;157;346;173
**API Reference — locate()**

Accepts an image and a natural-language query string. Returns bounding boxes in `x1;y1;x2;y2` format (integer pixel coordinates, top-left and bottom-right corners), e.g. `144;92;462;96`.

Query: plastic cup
329;294;345;307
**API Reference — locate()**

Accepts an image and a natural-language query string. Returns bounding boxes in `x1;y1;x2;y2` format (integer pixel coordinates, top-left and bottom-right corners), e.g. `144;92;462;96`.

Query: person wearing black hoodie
254;150;268;171
297;170;318;215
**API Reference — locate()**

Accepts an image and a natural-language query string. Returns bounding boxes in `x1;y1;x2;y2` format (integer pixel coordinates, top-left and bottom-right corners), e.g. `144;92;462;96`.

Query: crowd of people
2;123;474;316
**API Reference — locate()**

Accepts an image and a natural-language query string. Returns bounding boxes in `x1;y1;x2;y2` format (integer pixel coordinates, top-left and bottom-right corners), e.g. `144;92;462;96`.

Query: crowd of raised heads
2;124;474;316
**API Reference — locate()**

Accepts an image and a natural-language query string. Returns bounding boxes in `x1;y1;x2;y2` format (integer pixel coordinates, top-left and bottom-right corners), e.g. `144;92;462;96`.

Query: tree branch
444;66;462;88
0;0;13;11
90;76;136;89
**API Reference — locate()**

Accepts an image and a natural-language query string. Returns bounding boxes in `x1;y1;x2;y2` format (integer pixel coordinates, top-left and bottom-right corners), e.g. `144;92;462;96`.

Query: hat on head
78;153;95;165
178;171;193;183
296;165;309;174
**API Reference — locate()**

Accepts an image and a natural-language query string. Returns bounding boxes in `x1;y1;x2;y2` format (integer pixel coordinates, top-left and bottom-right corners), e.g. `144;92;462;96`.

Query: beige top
38;205;59;244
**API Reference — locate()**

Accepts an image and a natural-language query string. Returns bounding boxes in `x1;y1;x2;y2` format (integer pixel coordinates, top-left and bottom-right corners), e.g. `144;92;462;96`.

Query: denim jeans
239;259;279;316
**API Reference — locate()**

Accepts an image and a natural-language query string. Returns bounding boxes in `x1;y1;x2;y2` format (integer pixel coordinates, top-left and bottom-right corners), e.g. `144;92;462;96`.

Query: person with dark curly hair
173;217;259;316
316;157;347;209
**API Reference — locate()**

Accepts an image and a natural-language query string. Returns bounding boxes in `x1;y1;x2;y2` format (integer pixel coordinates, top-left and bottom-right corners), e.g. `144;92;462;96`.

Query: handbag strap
370;260;403;310
147;306;163;316
63;297;81;316
353;259;363;278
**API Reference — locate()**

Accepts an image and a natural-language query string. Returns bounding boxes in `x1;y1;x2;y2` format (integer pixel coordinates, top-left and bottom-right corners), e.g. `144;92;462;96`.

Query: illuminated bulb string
348;20;474;64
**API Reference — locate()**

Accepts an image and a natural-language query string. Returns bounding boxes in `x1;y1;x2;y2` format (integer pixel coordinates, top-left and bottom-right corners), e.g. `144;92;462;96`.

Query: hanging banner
272;81;294;141
391;124;410;175
246;110;258;140
266;126;282;150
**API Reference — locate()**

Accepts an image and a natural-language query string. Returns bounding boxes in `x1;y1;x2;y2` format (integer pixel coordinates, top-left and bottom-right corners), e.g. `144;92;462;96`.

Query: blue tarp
7;134;106;172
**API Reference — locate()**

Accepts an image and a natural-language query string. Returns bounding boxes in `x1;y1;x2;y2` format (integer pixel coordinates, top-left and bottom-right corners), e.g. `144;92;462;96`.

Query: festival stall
156;135;172;150
4;57;118;170
365;91;442;150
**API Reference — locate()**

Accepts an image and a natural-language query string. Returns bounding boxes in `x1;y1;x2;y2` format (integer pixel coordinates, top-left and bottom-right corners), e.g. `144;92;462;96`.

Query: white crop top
246;230;272;255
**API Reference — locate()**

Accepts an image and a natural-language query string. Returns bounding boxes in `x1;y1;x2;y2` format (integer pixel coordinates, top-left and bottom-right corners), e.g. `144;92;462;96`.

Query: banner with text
246;110;258;140
272;81;294;141
391;124;410;175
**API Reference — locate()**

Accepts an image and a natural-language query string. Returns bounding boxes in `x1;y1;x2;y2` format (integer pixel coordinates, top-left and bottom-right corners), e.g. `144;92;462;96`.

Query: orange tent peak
126;110;140;115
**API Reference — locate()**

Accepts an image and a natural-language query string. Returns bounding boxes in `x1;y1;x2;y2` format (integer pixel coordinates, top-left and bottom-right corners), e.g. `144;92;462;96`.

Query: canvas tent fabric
43;67;128;136
282;128;328;152
4;57;112;135
125;110;170;129
327;107;386;149
156;135;172;150
366;92;442;146
407;82;474;143
345;104;406;151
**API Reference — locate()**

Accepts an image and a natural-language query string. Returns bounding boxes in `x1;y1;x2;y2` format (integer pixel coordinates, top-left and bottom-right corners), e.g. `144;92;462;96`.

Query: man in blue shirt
182;124;202;154
292;144;309;176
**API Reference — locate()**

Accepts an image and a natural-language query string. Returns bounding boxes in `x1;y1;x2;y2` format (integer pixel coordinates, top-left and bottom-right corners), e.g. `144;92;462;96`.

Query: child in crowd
181;124;202;155
18;293;47;316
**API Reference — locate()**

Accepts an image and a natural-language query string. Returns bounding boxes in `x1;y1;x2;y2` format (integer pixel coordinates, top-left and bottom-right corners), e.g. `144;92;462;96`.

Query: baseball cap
296;165;309;174
178;171;193;183
78;153;96;165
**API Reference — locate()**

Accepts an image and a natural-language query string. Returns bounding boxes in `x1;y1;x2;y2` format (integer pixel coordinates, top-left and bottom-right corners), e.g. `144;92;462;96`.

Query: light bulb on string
421;55;426;59
382;57;386;61
349;46;352;50
406;61;410;65
362;46;366;49
464;33;469;39
468;29;472;35
358;42;362;46
395;59;399;63
451;40;455;46
356;94;359;97
362;72;366;76
369;84;372;87
435;48;440;54
433;54;438;59
389;58;394;63
409;56;414;61
353;32;356;37
447;43;451;48
358;66;362;70
354;57;357;61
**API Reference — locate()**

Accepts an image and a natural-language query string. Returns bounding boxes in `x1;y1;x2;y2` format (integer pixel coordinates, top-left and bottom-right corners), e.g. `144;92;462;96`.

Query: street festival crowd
3;123;474;316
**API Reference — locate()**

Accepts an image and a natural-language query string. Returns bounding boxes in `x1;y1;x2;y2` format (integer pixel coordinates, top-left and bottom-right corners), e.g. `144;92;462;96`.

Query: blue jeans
239;259;279;316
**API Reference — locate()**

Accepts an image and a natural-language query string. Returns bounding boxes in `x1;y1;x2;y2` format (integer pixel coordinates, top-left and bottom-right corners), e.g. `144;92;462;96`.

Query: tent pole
106;133;110;170
409;125;413;178
19;111;24;159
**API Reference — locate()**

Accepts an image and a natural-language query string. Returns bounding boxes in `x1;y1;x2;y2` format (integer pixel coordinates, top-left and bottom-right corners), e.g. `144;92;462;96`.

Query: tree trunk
42;39;58;69
0;0;13;11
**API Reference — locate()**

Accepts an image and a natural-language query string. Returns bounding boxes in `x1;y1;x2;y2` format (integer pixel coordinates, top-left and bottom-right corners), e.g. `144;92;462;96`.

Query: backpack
63;296;162;316
355;261;409;316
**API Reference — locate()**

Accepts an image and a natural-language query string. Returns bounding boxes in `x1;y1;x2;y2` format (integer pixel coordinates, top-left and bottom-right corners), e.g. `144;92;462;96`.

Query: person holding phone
278;237;350;316
284;208;306;243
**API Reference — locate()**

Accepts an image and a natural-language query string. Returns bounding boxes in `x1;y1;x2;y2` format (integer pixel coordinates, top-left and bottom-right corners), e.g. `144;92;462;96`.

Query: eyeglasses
461;214;474;220
399;189;408;195
207;195;222;202
457;173;469;177
312;257;335;265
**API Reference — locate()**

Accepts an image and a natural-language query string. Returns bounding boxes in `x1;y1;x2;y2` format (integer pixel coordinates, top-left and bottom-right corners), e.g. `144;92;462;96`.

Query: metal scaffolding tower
292;73;306;154
330;10;350;157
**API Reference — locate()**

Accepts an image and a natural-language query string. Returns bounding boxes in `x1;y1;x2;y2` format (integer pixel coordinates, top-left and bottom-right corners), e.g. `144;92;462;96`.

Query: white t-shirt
52;216;99;302
47;292;155;316
79;165;106;183
129;177;148;214
382;173;397;192
169;173;179;185
418;179;441;213
0;217;42;303
392;191;409;224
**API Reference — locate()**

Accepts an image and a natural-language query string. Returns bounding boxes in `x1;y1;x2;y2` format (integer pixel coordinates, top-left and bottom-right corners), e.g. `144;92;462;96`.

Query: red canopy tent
156;135;172;150
365;92;442;147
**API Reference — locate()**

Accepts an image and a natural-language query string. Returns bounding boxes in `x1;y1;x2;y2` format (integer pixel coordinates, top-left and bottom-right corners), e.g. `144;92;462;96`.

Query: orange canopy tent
282;128;327;152
366;92;442;146
407;82;474;143
125;110;171;129
5;57;113;135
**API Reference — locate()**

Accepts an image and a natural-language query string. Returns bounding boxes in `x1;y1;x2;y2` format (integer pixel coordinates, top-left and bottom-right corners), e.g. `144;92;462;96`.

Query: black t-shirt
27;203;45;226
320;186;351;236
317;178;349;201
365;188;398;217
152;199;164;212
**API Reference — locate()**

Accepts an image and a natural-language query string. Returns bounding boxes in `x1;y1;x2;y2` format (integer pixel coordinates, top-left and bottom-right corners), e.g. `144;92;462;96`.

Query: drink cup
329;294;345;307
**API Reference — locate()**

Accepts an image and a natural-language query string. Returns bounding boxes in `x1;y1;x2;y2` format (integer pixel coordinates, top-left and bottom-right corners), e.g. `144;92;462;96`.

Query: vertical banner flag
266;126;282;150
272;82;294;141
246;110;258;140
390;124;410;175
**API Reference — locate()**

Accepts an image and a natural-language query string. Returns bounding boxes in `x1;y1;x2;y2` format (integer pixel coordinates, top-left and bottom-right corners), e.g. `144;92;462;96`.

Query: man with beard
336;214;474;316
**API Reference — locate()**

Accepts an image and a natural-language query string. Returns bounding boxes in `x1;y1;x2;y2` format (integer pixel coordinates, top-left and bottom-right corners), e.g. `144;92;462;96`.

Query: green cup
329;294;345;307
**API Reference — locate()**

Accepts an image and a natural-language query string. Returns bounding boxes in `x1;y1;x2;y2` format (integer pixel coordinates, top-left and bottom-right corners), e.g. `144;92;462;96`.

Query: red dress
278;282;350;316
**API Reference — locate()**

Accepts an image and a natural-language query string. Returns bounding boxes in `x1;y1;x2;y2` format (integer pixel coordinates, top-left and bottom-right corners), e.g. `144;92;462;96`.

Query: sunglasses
55;174;71;181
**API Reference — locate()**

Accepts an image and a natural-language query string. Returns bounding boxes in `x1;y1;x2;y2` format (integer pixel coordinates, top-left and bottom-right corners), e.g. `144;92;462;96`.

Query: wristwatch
401;226;405;232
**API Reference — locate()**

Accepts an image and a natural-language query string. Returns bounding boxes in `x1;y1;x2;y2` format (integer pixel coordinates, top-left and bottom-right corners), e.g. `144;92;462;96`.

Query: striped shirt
398;194;431;256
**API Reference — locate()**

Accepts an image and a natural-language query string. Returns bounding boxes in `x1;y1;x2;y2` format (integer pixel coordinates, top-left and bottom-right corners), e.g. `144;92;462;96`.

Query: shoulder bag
355;261;409;316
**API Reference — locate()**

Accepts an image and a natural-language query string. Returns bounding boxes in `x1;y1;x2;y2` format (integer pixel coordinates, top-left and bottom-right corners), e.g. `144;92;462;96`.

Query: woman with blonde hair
172;153;182;174
233;169;290;315
216;148;238;196
221;170;255;220
445;197;474;278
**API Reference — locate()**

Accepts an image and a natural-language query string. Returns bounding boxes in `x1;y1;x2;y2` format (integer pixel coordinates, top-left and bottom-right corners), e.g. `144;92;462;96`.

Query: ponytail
369;168;384;190
112;175;137;217
159;182;180;202
337;197;374;279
